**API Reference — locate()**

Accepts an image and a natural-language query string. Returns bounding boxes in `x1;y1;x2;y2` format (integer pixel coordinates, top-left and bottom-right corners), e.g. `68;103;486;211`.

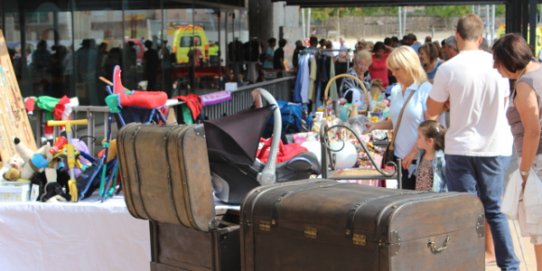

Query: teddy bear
14;137;53;180
31;169;70;202
13;137;70;202
0;155;24;182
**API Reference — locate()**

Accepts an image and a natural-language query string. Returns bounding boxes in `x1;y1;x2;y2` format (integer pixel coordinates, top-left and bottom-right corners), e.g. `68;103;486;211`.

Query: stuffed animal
0;155;24;182
13;137;74;202
14;137;53;180
31;169;70;202
370;79;386;101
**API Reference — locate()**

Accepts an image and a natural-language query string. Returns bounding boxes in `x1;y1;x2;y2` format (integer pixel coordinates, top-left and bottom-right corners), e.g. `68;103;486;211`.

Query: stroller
204;88;321;204
78;65;168;200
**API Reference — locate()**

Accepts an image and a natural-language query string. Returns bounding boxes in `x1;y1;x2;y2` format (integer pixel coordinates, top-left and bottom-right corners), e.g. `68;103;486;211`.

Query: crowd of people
285;14;541;271
8;38;177;103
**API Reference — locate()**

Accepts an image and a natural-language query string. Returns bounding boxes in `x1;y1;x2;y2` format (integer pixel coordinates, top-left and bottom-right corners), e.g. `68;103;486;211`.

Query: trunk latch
353;233;367;246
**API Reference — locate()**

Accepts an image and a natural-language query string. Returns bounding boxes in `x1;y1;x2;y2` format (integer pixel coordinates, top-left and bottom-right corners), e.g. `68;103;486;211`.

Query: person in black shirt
143;40;160;90
273;38;287;71
292;40;305;70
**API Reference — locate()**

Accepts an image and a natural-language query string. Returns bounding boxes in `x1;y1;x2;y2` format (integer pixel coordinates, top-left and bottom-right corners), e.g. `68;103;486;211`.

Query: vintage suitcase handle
129;125;151;219
163;127;185;225
427;235;450;254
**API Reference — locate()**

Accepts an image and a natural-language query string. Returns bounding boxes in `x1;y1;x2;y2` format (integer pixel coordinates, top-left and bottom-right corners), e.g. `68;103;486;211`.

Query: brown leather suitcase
118;123;240;271
240;179;485;271
118;123;215;230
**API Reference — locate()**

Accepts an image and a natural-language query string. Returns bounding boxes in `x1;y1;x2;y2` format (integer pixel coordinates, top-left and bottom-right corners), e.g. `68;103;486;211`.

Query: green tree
311;8;338;22
359;7;398;16
424;5;471;18
495;5;505;16
311;7;398;22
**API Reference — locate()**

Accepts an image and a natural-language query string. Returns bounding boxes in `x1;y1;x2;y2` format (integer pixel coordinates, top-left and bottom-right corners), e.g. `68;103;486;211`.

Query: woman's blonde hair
353;49;372;66
386;46;427;84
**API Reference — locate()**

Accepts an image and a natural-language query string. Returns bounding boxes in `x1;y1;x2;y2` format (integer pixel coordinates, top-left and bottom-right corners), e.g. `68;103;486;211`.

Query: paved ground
486;219;537;271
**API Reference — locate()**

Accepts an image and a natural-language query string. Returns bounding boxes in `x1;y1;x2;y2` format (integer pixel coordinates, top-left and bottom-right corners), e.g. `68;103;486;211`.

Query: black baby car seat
204;89;320;205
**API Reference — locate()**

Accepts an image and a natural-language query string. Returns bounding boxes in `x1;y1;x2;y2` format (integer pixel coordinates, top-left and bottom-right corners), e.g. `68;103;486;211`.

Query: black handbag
380;142;396;169
380;89;416;169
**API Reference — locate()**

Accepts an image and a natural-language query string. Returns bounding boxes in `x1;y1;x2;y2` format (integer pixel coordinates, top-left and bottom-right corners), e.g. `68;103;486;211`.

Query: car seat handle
253;88;282;185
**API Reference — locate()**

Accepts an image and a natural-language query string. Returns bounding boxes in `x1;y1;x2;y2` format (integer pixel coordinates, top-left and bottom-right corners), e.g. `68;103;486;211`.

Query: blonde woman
366;46;431;190
339;50;372;109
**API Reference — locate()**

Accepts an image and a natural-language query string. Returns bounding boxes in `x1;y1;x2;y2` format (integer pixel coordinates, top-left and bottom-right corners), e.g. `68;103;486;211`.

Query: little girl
415;120;447;192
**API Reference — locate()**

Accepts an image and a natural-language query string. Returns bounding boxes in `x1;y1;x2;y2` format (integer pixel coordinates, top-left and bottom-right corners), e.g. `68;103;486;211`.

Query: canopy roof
16;0;245;11
274;0;506;7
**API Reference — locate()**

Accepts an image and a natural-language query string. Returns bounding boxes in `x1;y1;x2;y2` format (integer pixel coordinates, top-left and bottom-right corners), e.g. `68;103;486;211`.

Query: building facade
0;0;253;104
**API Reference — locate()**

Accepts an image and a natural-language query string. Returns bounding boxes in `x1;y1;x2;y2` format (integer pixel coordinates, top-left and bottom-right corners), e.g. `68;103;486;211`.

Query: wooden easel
0;30;36;162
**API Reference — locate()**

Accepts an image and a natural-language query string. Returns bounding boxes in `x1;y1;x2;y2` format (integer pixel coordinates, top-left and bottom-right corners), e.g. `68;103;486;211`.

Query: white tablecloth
0;196;151;271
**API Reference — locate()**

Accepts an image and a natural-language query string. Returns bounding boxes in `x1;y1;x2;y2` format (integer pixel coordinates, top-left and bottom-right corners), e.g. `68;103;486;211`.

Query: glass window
121;8;164;92
2;0;247;102
180;36;193;47
21;2;70;99
71;7;124;105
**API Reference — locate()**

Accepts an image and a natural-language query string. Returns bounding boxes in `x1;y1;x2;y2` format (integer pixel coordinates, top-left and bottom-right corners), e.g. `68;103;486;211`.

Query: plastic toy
47;119;88;202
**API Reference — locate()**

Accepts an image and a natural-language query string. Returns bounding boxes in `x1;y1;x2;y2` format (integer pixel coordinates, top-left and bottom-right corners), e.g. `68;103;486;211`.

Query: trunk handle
427;235;450;254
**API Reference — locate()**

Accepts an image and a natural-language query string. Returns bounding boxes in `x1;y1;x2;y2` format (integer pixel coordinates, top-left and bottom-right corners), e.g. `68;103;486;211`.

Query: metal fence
202;76;293;119
33;76;295;154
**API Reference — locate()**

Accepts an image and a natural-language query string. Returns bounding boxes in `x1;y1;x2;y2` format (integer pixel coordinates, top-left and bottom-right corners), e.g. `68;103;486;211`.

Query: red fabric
24;97;36;114
369;53;389;87
44;125;54;136
176;94;203;120
53;96;70;120
257;137;308;164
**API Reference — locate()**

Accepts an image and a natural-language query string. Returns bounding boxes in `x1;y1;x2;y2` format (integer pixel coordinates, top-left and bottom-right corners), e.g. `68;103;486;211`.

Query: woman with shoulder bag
366;46;432;190
493;33;542;271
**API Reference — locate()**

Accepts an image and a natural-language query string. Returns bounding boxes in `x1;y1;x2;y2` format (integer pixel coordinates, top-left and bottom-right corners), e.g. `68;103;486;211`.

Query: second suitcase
118;123;215;230
118;123;241;271
241;179;485;271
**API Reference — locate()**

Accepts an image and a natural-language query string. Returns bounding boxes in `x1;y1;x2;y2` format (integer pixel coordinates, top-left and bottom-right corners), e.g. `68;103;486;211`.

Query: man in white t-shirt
426;14;519;270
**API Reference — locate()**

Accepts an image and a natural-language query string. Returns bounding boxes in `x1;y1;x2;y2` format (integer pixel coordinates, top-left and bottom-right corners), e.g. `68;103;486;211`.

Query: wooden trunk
241;179;485;271
150;212;241;271
118;123;241;271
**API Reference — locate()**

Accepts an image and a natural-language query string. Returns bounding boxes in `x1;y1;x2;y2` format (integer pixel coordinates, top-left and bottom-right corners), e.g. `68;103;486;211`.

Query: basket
323;73;369;118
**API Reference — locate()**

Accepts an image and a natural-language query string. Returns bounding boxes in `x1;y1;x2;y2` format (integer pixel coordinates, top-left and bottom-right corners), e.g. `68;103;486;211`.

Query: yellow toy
47;119;88;202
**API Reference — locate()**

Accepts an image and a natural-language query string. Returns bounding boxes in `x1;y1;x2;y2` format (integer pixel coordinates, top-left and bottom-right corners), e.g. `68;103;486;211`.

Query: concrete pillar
248;0;274;46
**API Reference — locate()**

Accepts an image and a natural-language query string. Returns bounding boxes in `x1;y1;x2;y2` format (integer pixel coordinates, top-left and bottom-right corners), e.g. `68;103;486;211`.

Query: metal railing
32;76;295;154
202;76;293;119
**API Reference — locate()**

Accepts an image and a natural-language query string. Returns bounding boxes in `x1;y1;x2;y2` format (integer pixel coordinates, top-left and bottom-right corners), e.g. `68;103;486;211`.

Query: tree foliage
311;7;398;22
310;5;505;23
424;5;471;17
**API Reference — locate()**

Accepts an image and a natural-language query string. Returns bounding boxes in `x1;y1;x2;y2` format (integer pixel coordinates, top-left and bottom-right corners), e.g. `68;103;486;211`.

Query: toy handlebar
47;119;88;134
47;119;88;126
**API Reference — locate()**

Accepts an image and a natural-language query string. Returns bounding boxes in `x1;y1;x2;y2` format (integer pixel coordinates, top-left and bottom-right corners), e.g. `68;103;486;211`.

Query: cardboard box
0;182;39;202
